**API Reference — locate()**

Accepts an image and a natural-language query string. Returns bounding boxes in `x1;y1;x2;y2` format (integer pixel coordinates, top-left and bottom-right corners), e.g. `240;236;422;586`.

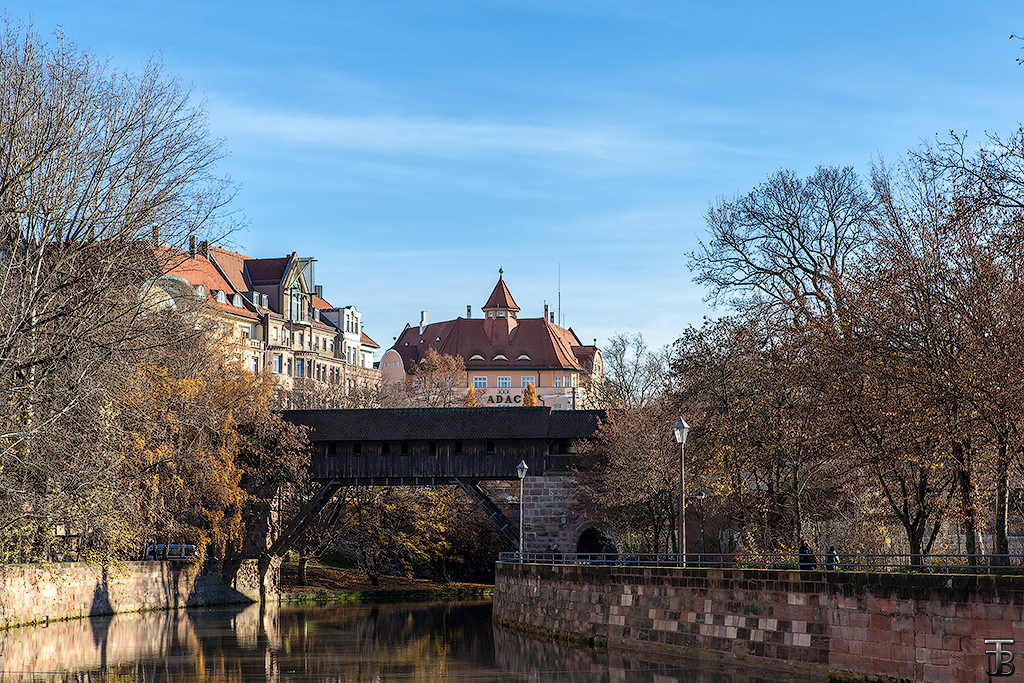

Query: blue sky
5;1;1024;354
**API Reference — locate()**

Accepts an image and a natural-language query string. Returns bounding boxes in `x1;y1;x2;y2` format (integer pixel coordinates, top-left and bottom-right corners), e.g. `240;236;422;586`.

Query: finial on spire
498;267;503;279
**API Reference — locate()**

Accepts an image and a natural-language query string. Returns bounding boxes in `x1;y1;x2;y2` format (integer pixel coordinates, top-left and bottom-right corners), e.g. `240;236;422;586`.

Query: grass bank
280;563;493;604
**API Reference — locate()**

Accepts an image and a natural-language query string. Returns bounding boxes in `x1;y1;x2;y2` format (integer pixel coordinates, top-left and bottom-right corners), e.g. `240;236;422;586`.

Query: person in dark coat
798;539;817;570
825;545;838;571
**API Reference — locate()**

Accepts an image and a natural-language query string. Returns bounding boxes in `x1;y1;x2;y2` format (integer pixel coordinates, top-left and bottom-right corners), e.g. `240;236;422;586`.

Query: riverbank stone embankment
0;560;271;629
494;561;1024;683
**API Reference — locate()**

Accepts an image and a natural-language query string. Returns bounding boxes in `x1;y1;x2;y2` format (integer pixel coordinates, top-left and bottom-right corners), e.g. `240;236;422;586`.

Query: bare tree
586;332;669;410
0;19;235;563
690;166;876;324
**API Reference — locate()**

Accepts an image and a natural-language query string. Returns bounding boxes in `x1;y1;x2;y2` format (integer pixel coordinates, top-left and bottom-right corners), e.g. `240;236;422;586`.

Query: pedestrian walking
798;539;817;570
825;545;838;571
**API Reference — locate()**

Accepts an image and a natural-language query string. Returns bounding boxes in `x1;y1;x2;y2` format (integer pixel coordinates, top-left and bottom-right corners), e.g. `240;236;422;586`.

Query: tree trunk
298;556;309;585
952;440;979;564
993;438;1010;566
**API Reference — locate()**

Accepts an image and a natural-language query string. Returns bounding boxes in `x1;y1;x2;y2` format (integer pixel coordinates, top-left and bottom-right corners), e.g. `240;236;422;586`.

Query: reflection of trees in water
2;603;828;683
492;625;829;683
274;602;496;680
4;602;498;683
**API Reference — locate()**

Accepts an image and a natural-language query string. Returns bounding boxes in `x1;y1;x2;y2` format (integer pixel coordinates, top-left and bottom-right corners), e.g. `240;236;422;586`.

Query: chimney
550;312;555;323
419;311;428;334
466;305;472;319
189;235;197;259
315;285;323;298
199;240;211;259
544;304;549;322
152;226;161;246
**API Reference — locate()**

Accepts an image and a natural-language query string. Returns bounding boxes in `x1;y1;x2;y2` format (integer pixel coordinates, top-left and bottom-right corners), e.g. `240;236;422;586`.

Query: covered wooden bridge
271;407;604;553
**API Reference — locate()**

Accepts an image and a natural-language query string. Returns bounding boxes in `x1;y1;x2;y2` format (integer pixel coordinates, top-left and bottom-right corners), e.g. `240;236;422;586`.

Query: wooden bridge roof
281;407;604;442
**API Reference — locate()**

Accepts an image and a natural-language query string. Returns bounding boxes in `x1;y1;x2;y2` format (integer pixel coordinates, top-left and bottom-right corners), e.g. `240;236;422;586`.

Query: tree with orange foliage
523;382;537;407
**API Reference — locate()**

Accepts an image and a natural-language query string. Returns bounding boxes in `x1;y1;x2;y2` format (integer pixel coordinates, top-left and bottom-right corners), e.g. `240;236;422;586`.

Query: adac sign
486;388;522;405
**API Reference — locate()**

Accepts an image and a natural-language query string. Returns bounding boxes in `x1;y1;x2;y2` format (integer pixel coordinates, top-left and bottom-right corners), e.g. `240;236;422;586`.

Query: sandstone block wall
495;563;1024;683
0;560;274;630
522;476;593;553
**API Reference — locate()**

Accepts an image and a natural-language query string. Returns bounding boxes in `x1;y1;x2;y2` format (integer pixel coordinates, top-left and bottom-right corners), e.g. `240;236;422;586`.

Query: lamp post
673;418;690;567
516;459;529;562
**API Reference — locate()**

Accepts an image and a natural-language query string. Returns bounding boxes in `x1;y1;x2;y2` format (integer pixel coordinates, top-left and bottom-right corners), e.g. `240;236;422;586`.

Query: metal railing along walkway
498;551;1024;573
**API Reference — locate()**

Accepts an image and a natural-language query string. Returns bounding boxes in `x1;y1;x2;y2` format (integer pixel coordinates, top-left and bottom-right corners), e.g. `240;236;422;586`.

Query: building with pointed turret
380;272;602;409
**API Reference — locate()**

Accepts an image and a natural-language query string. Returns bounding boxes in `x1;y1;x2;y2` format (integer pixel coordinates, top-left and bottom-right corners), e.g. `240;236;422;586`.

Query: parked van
144;544;199;561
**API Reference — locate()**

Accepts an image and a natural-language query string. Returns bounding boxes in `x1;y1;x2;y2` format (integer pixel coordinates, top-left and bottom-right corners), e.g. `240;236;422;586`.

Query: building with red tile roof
380;273;602;409
150;237;380;395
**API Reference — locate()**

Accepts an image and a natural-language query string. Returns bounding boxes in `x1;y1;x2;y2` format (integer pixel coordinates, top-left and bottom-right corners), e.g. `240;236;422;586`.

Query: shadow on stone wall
0;560;274;630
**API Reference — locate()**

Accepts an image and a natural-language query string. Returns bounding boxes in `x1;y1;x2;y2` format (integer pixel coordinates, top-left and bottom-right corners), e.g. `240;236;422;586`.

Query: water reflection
0;602;826;683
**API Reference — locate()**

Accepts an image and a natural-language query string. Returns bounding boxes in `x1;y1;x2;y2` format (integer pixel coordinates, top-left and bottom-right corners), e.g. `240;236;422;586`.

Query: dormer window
216;290;227;305
517;354;531;361
497;311;505;317
493;354;508;361
469;354;484;362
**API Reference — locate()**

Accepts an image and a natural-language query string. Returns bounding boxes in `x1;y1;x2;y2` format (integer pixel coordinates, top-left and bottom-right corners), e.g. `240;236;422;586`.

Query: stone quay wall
494;562;1024;683
0;560;277;630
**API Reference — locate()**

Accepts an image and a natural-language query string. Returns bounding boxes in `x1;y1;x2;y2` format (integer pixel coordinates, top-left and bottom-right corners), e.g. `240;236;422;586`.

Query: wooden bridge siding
311;438;549;480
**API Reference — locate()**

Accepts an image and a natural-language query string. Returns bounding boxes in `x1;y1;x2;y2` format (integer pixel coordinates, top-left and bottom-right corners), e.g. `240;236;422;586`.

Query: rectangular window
554;376;562;388
429;441;437;456
307;359;313;377
382;442;390;456
486;440;495;455
473;376;487;389
521;376;535;388
571;374;578;387
497;376;511;388
353;442;362;456
273;354;282;373
327;443;337;456
400;441;409;456
454;440;463;455
273;327;278;341
287;358;292;375
251;357;259;374
554;403;562;411
299;332;304;347
296;360;304;378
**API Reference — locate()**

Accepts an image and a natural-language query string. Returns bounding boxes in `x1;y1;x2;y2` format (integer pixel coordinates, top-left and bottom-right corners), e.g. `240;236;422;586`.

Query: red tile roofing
361;331;380;348
160;247;258;320
482;276;520;312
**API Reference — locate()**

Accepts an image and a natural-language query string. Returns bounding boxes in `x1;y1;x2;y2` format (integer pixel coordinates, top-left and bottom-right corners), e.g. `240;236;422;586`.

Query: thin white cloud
210;104;673;165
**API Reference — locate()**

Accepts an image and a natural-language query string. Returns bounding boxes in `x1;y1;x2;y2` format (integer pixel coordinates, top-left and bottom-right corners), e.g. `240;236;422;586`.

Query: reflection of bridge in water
275;407;604;552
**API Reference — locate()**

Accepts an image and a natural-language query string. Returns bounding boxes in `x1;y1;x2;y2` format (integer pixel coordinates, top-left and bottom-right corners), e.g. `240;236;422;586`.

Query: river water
0;601;828;682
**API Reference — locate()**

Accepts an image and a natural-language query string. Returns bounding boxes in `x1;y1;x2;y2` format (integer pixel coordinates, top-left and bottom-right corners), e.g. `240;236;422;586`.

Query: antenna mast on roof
558;264;561;327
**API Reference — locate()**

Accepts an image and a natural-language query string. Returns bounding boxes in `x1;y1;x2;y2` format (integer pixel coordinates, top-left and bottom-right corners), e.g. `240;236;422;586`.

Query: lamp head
516;459;529;480
673;418;690;444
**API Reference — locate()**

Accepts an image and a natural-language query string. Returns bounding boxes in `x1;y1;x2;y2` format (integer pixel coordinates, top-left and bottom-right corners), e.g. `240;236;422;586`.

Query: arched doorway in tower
576;527;607;556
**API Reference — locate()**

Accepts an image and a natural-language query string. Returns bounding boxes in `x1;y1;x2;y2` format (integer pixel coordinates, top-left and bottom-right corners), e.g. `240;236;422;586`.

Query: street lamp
516;459;529;562
673;418;690;567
